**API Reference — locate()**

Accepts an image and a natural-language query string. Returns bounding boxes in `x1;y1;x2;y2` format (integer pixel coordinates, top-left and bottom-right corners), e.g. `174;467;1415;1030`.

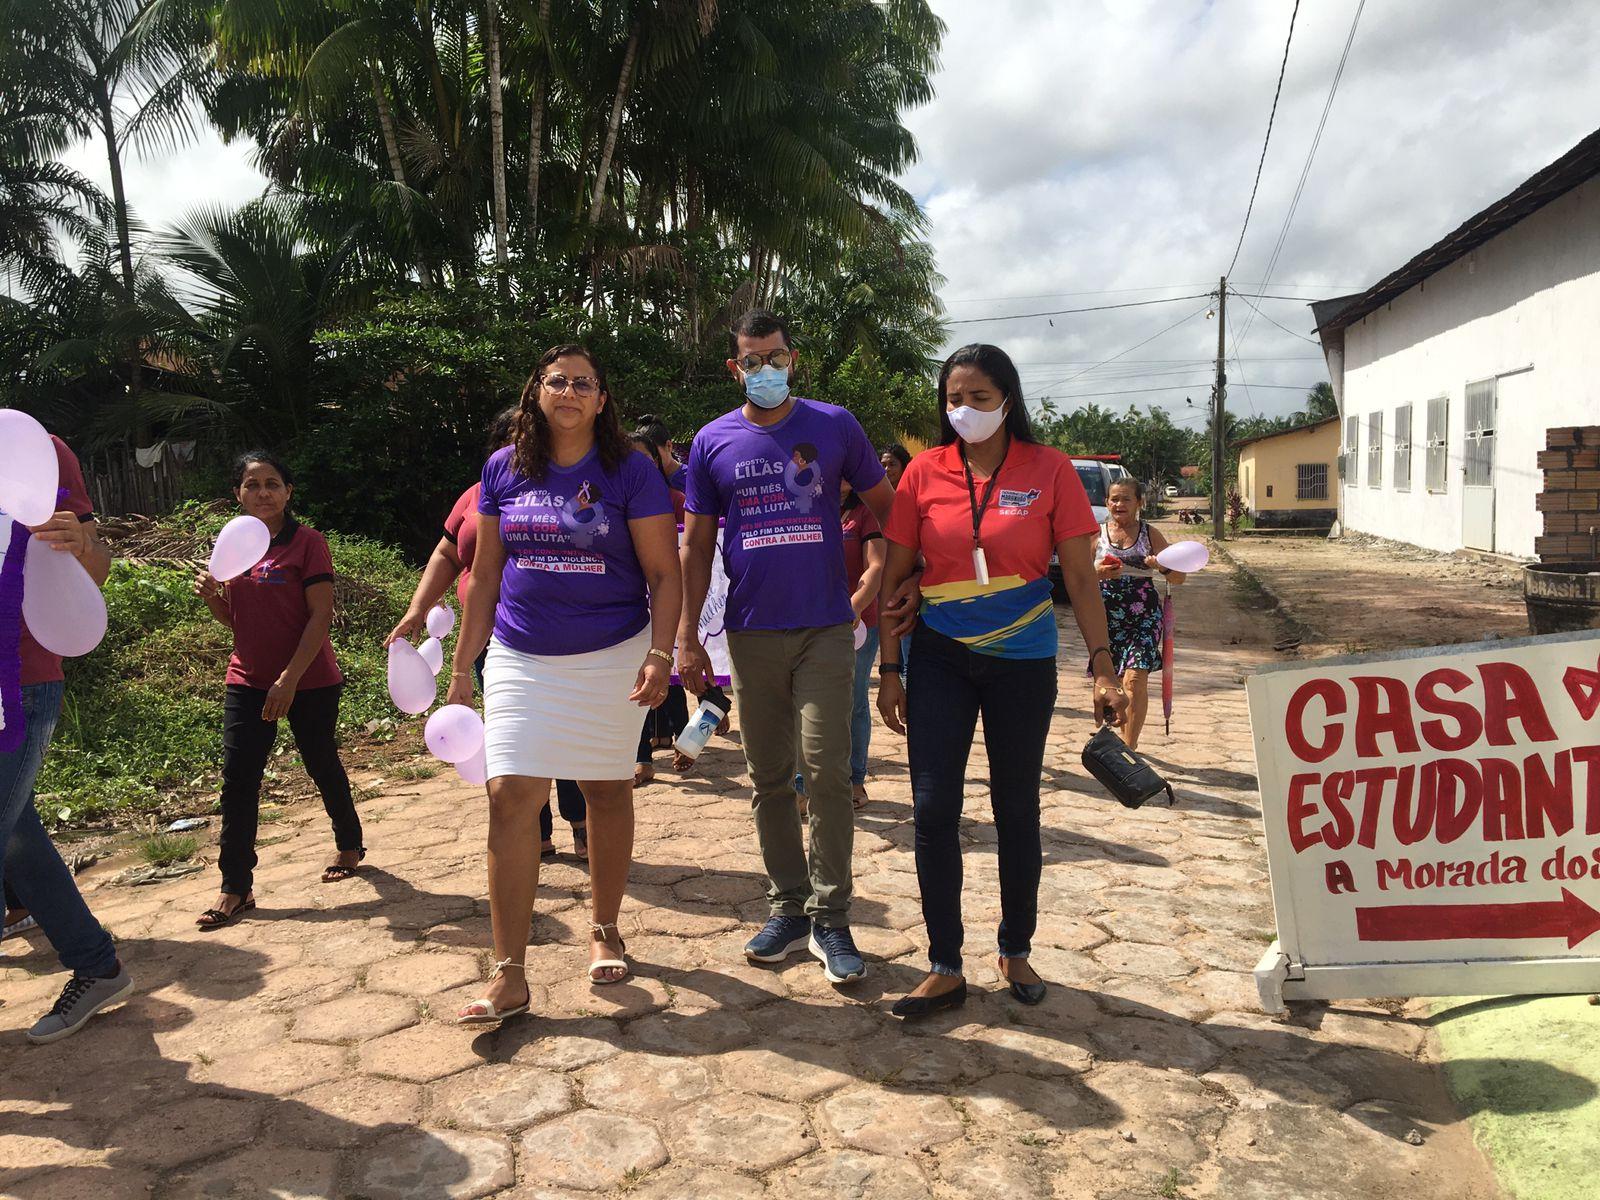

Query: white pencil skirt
482;630;650;782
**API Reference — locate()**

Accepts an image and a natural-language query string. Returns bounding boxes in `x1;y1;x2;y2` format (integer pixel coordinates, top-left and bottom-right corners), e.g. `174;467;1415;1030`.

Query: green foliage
34;514;422;826
134;832;199;867
1034;402;1199;488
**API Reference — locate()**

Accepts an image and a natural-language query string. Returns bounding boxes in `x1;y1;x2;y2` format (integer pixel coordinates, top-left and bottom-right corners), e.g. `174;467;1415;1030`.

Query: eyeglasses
736;349;793;372
542;374;600;396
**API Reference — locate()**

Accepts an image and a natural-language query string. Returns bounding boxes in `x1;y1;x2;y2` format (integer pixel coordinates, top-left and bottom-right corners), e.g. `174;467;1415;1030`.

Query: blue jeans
0;681;118;978
850;627;879;786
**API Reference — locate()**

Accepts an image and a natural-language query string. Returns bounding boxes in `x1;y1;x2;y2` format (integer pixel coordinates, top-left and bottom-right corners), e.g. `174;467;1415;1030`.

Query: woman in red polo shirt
192;452;362;928
877;343;1128;1019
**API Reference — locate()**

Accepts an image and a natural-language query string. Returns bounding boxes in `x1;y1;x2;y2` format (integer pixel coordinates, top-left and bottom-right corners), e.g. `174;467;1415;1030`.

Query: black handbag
1081;725;1176;809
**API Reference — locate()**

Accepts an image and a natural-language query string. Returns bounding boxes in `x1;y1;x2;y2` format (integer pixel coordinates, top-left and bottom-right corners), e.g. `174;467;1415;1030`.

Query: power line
1226;0;1302;278
1041;381;1326;402
943;281;1365;304
1229;286;1322;347
946;292;1210;326
1237;0;1368;351
1033;300;1216;394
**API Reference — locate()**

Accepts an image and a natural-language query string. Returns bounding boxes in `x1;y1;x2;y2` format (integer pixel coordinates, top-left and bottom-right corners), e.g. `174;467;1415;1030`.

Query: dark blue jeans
0;681;118;978
906;625;1056;976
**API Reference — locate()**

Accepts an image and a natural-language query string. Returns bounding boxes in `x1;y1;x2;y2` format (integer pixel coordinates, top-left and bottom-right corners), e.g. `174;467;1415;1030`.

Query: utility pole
1212;276;1227;540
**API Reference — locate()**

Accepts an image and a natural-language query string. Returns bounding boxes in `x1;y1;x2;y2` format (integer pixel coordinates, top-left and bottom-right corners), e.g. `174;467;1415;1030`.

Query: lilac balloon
21;535;107;657
209;515;271;582
417;636;444;675
426;704;484;764
425;603;455;639
1154;540;1210;574
387;639;437;715
0;409;60;527
853;620;867;650
456;744;488;786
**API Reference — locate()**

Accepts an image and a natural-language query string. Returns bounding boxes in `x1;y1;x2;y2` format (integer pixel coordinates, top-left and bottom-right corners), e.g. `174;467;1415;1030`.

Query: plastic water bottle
674;687;729;762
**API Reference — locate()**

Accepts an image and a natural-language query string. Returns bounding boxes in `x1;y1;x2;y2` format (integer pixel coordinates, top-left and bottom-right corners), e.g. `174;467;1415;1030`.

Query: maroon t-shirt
841;504;883;627
18;437;96;686
442;482;481;604
224;519;342;690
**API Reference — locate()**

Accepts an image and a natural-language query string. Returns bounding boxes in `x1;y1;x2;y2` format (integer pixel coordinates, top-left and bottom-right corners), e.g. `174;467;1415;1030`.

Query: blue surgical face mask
743;365;791;409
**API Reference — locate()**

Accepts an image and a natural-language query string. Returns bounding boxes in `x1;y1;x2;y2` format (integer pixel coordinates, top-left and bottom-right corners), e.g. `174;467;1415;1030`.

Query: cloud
904;0;1600;421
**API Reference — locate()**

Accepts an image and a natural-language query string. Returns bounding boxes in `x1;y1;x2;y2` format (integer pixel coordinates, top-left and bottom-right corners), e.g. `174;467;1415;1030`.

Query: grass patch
390;761;440;782
1156;1167;1185;1198
37;501;426;827
135;832;200;867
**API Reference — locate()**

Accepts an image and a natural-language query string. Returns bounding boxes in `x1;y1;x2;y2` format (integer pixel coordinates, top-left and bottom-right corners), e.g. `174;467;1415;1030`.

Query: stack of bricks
1535;426;1600;561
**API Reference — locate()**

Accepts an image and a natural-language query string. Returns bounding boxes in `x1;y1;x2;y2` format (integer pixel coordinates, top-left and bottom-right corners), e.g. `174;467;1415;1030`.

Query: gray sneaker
27;965;132;1044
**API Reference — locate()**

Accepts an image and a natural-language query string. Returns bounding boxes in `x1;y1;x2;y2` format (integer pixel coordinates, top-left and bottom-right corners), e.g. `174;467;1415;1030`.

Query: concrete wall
1238;421;1340;518
1340;175;1600;559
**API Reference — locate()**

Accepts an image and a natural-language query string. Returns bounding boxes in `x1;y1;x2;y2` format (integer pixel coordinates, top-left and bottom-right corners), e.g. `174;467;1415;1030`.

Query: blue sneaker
810;926;866;983
744;915;812;963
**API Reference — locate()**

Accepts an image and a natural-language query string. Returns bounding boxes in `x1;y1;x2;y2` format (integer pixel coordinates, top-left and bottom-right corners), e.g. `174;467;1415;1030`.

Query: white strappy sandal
457;958;531;1025
588;922;630;985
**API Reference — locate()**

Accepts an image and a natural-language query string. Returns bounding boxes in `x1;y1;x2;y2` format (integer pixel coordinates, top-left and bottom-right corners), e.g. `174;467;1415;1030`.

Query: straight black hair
233;449;294;489
486;404;520;456
632;412;672;451
936;344;1036;447
1110;476;1146;503
881;443;912;470
730;308;791;354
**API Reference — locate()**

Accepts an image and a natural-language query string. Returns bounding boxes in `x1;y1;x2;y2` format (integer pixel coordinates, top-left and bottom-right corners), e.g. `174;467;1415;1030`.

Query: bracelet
450;670;473;678
878;662;904;675
647;648;673;664
1088;646;1114;672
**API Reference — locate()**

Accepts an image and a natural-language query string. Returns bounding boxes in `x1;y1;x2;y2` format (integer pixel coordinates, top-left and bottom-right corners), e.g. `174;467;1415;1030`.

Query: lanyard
961;443;1007;585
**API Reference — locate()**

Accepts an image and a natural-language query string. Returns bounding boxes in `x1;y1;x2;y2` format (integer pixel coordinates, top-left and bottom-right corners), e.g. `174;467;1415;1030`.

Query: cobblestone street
0;561;1502;1199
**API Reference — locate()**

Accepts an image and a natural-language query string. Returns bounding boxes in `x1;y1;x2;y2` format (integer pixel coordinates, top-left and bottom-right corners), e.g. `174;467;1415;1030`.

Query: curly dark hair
512;345;631;481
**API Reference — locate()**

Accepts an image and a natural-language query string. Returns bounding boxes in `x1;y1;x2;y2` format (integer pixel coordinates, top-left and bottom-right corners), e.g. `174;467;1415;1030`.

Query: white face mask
947;401;1008;444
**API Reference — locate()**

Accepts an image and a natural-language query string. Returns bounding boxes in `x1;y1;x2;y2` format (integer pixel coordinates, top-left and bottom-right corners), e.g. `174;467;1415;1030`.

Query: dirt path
0;561;1502;1199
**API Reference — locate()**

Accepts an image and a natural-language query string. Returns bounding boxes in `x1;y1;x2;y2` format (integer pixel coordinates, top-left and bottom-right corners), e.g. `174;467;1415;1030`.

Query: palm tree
2;0;215;290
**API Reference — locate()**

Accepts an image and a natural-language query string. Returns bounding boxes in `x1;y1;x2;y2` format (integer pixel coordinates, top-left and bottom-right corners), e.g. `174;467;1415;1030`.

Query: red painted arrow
1355;889;1600;950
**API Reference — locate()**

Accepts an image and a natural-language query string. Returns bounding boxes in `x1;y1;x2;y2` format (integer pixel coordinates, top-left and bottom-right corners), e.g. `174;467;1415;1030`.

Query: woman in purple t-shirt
448;345;683;1023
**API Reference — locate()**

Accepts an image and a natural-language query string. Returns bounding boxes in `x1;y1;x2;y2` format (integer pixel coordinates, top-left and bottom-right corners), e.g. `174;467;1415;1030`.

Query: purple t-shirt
685;397;886;632
479;445;673;656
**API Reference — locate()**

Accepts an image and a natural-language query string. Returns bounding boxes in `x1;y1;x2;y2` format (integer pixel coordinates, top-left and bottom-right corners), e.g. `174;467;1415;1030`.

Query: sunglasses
736;349;794;372
542;374;600;397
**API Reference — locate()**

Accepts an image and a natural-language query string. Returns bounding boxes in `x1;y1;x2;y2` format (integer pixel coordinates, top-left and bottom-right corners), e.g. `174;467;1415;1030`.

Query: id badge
972;546;990;586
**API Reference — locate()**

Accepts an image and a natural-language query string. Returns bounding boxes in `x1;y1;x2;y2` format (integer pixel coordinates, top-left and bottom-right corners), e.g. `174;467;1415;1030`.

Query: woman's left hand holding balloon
27;510;90;557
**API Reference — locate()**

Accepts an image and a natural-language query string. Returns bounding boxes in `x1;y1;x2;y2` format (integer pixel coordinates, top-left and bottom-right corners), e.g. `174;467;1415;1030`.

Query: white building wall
1340;175;1600;558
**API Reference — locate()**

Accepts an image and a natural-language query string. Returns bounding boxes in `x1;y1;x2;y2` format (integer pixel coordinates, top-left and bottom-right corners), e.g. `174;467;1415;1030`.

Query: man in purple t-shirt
679;309;895;984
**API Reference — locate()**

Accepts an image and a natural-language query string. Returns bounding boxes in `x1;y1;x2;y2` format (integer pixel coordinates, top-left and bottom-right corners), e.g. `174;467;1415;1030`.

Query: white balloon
0;410;60;527
21;535;107;657
386;639;437;715
853;620;867;650
417;636;444;675
1154;540;1210;573
209;515;272;582
456;744;488;786
425;704;484;764
425;603;455;639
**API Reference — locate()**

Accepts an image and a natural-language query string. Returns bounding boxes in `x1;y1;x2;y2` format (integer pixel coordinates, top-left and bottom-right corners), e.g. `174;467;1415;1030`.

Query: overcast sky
61;0;1600;424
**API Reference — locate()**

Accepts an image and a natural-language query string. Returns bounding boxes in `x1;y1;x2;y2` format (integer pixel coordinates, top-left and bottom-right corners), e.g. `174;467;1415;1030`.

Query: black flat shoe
1008;978;1047;1006
891;980;967;1019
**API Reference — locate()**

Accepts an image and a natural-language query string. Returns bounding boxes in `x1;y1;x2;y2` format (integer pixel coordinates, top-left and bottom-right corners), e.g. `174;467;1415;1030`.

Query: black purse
1081;724;1176;809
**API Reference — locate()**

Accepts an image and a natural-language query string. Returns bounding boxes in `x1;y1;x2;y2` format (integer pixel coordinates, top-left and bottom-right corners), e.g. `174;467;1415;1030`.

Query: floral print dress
1096;521;1164;673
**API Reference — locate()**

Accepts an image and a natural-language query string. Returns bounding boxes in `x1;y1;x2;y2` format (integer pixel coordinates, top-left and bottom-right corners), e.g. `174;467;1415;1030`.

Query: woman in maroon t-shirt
192;452;363;928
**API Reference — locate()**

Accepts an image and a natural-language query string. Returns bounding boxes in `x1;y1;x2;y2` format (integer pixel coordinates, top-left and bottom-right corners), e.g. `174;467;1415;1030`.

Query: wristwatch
878;661;904;676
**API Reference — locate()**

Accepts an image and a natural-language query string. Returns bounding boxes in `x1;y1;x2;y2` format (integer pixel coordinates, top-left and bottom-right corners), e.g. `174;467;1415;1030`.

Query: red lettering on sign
1320;770;1357;850
1354;766;1398;850
1480;661;1558;747
1394;764;1436;845
1432;758;1483;845
1352;676;1421;757
1416;668;1483;751
1286;679;1344;763
1287;773;1324;851
1574;746;1600;835
1524;750;1574;838
1480;758;1525;841
1325;861;1357;894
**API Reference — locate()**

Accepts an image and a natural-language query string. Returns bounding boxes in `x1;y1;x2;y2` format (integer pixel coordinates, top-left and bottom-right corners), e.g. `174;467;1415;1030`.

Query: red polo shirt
442;483;481;603
17;437;95;686
224;519;342;690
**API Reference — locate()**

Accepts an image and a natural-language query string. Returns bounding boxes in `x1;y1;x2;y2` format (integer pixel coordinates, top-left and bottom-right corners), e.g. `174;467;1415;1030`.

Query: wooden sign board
1247;630;1600;1012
